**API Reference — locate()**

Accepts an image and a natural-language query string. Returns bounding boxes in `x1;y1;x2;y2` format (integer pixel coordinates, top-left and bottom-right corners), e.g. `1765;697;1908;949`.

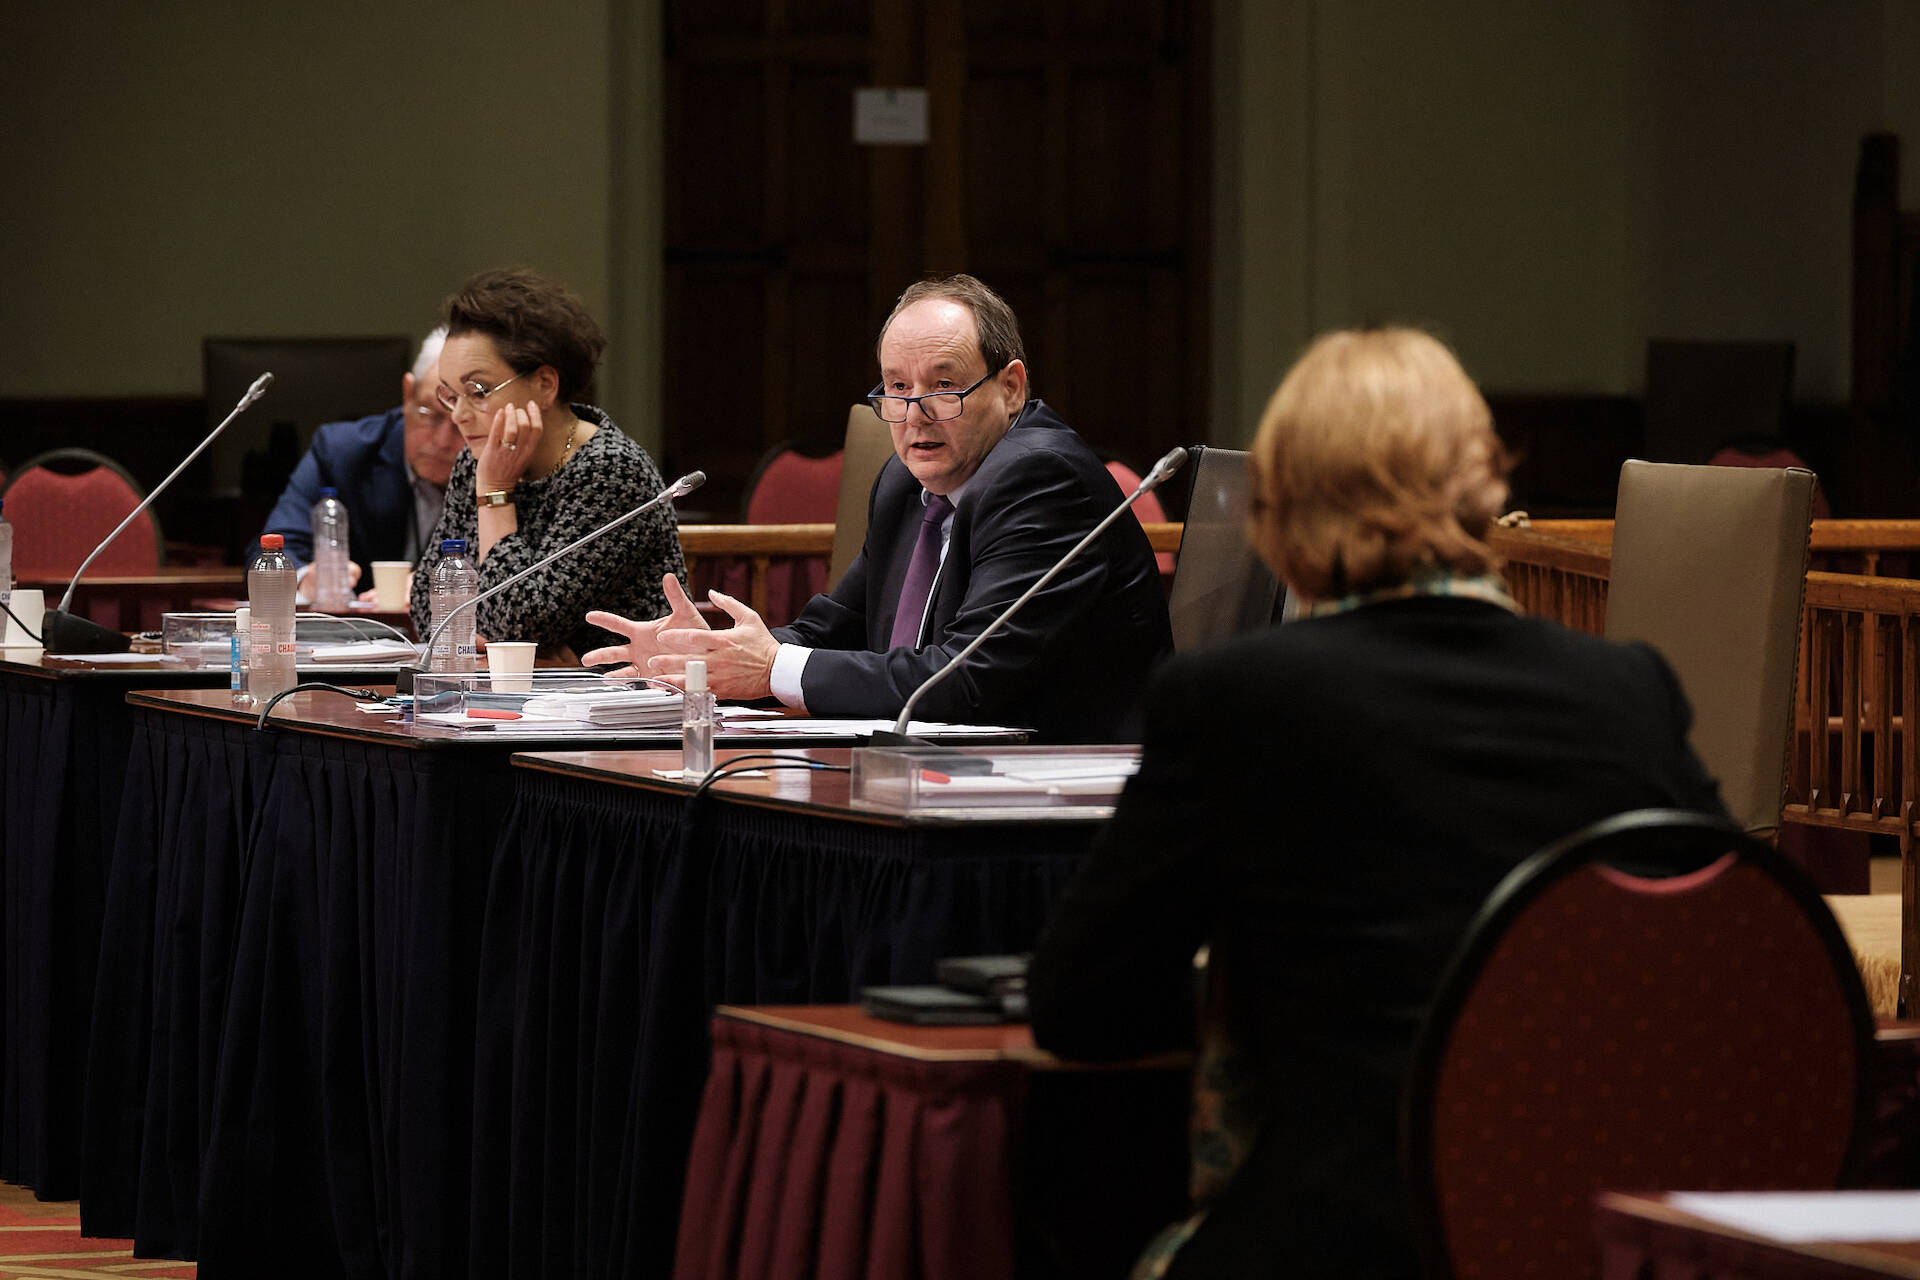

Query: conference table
73;687;1076;1280
0;650;407;1203
472;748;1109;1280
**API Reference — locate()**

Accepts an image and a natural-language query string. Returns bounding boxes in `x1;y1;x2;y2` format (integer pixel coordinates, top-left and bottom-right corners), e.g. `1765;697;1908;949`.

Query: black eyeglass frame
865;370;998;423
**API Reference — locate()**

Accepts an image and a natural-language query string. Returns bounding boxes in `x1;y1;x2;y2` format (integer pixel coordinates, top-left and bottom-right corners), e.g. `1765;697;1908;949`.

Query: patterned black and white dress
408;405;685;658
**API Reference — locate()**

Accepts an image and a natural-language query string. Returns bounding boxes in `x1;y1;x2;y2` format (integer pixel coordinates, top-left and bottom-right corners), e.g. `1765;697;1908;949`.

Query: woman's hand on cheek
475;400;544;493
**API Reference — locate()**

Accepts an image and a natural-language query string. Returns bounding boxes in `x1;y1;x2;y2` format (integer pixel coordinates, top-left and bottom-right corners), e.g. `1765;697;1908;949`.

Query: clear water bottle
248;534;298;701
681;659;714;779
429;538;479;673
311;487;352;609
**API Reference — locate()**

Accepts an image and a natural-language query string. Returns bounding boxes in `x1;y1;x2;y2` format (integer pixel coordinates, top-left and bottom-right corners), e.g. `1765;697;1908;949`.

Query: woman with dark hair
407;267;684;660
1027;328;1727;1278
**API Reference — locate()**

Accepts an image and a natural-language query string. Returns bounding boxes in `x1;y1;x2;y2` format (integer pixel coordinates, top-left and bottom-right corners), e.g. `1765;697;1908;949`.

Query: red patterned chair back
1105;459;1175;575
0;449;162;580
743;446;843;524
1405;808;1874;1280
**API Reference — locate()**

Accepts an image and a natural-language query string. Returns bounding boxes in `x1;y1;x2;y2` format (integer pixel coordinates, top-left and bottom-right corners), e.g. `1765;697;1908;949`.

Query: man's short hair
1246;327;1511;599
877;273;1028;377
442;268;605;402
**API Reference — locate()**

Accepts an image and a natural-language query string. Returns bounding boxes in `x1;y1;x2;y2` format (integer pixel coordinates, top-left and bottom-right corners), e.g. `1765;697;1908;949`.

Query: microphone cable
251;681;381;732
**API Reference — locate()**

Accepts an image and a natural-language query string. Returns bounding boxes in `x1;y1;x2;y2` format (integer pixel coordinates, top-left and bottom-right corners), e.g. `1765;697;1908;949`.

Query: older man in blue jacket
258;328;460;598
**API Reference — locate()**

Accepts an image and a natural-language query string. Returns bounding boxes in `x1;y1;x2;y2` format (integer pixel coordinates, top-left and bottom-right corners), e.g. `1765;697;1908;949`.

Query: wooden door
663;0;1210;518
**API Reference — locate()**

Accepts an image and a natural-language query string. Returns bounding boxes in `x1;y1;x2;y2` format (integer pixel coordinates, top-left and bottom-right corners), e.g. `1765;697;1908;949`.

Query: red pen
919;769;950;784
467;708;522;721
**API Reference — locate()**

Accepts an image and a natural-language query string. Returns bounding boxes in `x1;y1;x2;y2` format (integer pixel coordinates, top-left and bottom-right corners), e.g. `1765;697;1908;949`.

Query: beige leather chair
1604;460;1816;834
830;404;894;586
1166;445;1286;653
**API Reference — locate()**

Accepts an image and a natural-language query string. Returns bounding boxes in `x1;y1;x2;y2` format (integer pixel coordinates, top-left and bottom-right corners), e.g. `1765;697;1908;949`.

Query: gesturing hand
474;399;544;494
581;573;707;675
649;590;779;700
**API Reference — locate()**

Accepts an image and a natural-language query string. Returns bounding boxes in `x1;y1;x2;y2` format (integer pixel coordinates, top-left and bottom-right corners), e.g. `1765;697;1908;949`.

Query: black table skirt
0;669;148;1200
469;771;1095;1280
84;706;508;1280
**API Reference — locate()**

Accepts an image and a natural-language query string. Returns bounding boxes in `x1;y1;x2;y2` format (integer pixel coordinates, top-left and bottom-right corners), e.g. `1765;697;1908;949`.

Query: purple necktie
889;494;953;649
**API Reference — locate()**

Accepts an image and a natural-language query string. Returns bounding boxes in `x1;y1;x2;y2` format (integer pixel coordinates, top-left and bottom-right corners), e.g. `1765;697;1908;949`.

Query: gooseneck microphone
42;372;275;654
394;470;707;694
880;446;1188;740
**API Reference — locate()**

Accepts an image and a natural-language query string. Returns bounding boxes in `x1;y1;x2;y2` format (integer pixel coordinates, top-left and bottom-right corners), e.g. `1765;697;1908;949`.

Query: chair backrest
742;446;843;524
0;449;162;579
1604;460;1815;833
831;404;894;587
1405;808;1875;1280
1165;445;1285;653
1104;460;1174;575
1643;339;1796;465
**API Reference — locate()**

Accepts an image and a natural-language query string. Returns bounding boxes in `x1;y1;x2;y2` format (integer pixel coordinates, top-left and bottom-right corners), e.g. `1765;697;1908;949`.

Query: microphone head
1145;446;1189;488
243;372;275;405
671;470;707;498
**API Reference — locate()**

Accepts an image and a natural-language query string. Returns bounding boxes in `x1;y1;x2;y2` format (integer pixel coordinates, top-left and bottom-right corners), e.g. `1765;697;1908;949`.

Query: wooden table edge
1595;1191;1920;1277
715;1004;1192;1072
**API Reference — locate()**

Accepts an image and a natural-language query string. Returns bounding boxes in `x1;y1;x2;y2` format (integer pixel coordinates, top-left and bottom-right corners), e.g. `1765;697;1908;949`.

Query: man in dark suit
585;275;1171;741
257;328;460;598
1027;328;1728;1277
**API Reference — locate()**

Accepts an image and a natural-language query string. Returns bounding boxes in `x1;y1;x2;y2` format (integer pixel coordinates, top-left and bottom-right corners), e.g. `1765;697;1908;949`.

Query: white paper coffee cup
486;641;538;693
371;562;413;612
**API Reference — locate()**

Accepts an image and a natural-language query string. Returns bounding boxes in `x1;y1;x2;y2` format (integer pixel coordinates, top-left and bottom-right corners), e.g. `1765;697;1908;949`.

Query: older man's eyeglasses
866;371;994;423
435;372;525;414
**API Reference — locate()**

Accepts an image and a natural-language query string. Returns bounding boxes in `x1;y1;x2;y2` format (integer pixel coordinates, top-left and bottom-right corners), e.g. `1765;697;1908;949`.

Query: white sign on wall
853;88;929;146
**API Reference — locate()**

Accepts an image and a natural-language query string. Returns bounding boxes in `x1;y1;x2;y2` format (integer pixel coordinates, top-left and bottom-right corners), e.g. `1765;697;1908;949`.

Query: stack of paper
519;688;684;727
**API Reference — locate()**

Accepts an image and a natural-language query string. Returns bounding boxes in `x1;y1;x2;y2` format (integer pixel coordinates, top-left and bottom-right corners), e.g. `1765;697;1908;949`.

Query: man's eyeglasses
435;371;525;414
866;371;994;423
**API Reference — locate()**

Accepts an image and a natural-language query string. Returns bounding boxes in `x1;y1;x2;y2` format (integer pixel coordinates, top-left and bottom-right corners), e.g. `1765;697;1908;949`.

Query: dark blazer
259;409;420;587
771;400;1172;743
1027;597;1728;1277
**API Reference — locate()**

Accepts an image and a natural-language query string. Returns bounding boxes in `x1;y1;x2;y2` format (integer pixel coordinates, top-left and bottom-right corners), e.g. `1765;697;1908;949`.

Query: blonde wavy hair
1246;328;1511;599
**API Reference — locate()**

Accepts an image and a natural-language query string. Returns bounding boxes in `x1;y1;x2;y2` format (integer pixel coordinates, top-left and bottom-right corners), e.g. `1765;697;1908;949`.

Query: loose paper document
1665;1191;1920;1242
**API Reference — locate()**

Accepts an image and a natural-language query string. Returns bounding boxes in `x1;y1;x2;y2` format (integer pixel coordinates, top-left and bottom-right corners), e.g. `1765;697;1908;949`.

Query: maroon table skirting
676;1017;1026;1280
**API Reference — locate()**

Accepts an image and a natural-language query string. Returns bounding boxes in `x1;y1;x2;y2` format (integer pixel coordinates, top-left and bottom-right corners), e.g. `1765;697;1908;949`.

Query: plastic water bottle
231;605;250;701
429;538;479;673
0;498;12;610
311;487;352;609
682;659;714;779
248;534;298;701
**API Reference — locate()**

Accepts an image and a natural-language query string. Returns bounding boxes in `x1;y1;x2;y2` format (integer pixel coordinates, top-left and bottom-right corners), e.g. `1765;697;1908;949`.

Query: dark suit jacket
259;409;420;588
1027;597;1727;1277
770;400;1172;743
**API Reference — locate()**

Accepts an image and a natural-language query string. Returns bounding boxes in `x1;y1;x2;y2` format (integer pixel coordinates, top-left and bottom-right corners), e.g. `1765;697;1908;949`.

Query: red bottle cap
260;534;284;549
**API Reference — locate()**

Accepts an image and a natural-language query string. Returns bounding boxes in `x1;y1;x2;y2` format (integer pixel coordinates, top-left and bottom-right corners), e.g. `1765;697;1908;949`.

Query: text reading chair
1604;460;1816;836
1165;445;1286;653
1405;808;1875;1280
0;448;163;580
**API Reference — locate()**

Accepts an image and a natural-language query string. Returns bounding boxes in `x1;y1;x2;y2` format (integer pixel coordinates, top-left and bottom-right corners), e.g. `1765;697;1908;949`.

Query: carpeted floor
0;1181;193;1278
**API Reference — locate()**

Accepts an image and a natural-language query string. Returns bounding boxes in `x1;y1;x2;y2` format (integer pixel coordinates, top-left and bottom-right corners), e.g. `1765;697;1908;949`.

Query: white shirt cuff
769;643;811;710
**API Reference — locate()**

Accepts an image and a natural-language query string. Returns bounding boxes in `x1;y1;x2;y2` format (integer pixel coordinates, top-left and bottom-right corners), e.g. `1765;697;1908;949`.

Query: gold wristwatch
479;488;515;508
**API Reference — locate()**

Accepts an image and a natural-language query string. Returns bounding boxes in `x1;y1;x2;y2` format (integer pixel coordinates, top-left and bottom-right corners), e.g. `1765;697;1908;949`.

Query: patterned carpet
0;1182;193;1278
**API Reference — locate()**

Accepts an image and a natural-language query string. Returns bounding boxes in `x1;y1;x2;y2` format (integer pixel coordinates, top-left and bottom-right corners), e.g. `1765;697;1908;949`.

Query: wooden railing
678;521;1186;624
1531;518;1920;575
